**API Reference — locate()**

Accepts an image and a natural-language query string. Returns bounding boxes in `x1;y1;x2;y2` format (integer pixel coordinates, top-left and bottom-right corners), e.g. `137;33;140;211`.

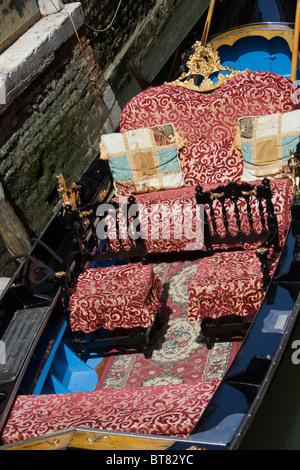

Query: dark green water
240;315;300;450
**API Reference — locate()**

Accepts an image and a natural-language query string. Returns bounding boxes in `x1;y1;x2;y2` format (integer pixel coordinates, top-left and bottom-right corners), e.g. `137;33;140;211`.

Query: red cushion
2;380;220;444
135;186;206;253
119;71;296;255
187;249;280;321
120;71;299;186
69;263;163;333
131;178;292;254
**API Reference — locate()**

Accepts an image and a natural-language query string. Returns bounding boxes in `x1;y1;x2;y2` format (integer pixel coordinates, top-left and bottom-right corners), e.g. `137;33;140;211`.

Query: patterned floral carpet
98;253;237;390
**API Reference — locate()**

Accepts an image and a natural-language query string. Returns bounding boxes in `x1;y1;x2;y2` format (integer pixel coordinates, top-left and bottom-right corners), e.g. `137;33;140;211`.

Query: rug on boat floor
97;254;238;390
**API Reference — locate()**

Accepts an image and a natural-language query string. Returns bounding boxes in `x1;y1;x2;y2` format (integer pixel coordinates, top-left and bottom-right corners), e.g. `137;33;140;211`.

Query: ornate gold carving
54;271;67;278
56;174;81;210
210;191;225;200
186;445;206;450
288;147;300;197
78;209;93;218
169;43;247;93
256;247;269;254
242;189;257;197
86;434;109;444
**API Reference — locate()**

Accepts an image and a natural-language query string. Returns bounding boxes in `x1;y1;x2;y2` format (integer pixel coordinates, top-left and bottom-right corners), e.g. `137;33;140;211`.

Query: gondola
0;0;300;451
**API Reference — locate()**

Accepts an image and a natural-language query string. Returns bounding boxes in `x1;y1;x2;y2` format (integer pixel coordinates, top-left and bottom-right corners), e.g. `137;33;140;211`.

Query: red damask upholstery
133;178;292;254
69;263;163;333
187;249;280;322
120;71;298;187
119;71;298;254
2;379;220;444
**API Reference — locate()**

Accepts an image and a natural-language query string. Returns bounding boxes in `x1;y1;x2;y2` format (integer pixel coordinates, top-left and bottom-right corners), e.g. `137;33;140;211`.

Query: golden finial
288;148;300;197
168;43;247;93
56;174;81;210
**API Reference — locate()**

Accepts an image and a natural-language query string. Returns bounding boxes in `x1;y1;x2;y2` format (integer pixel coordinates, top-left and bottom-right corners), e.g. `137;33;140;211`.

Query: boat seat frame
193;177;280;348
59;195;160;360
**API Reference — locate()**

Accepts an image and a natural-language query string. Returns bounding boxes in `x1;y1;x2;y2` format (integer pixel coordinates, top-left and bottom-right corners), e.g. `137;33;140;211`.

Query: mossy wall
0;0;184;275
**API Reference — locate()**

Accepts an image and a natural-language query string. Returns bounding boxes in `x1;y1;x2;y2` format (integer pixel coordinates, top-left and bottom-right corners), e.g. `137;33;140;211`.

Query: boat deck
0;251;241;447
38;251;238;395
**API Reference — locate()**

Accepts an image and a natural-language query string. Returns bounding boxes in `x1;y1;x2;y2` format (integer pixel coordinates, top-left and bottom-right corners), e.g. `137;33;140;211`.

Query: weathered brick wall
0;36;117;254
0;0;184;275
78;0;182;97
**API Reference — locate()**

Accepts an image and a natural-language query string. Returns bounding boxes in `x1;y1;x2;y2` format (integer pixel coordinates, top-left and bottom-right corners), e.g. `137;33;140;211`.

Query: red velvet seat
119;71;297;255
69;262;163;333
187;179;281;348
2;379;220;445
134;178;292;254
60;196;163;359
187;248;279;322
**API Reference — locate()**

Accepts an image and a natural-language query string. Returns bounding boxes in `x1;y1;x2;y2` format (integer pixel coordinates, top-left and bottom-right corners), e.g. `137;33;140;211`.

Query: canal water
240;312;300;450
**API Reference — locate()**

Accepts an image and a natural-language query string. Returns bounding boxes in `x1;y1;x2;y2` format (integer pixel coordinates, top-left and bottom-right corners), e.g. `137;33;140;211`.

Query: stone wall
0;34;116;275
83;0;181;98
0;0;185;276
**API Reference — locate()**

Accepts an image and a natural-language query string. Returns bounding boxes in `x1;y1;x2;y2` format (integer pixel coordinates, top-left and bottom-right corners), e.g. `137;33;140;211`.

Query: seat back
62;195;148;272
120;71;298;187
196;177;279;254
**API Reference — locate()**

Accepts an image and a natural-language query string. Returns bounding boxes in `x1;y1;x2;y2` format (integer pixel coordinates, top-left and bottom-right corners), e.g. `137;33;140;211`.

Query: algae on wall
0;35;118;275
0;0;186;276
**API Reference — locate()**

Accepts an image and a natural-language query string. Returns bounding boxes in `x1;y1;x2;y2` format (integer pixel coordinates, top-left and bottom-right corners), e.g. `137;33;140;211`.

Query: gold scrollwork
56;174;81;211
242;189;257;197
288;147;300;197
186;445;206;450
256;247;269;254
210;191;225;200
168;43;247;93
86;434;109;444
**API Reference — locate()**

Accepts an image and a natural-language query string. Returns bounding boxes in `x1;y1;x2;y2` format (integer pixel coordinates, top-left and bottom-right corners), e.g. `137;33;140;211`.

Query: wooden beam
0;183;31;260
291;0;300;83
201;0;216;47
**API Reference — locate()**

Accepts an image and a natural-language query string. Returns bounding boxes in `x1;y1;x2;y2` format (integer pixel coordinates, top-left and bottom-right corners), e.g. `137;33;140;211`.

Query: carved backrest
196;178;279;253
169;43;247;93
62;195;148;272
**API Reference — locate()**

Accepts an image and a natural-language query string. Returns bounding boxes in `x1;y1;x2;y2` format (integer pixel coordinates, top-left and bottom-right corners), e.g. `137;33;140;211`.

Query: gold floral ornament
169;43;247;93
288;147;300;197
56;174;81;210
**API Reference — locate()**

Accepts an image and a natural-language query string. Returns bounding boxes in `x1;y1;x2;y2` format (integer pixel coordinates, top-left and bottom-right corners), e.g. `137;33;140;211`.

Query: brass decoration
45;438;60;446
56;174;81;210
54;271;67;278
288;147;300;197
169;43;247;93
256;246;269;254
86;434;109;445
210;191;225;200
78;209;93;218
186;445;206;450
242;189;257;197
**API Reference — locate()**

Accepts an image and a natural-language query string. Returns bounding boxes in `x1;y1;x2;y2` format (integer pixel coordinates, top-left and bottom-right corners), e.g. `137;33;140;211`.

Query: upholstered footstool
68;262;163;358
187;249;280;348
